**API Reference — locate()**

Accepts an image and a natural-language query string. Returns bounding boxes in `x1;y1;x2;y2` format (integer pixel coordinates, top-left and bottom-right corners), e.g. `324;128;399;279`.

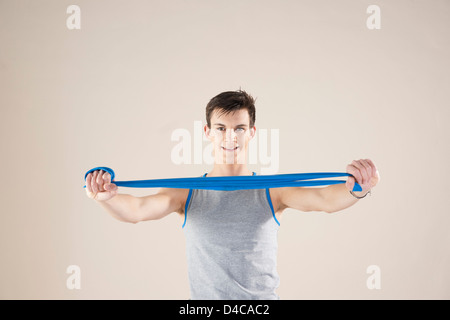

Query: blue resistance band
83;167;362;192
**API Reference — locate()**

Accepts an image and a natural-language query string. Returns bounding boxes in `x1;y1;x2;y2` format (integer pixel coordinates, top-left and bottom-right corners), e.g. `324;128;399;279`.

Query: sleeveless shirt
182;172;281;300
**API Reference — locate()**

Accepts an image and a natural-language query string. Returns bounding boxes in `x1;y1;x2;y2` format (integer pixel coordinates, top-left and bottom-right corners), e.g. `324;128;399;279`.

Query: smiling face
205;109;256;165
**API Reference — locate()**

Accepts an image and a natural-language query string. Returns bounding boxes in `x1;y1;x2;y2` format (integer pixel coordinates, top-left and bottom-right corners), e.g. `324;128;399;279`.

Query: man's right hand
85;169;118;201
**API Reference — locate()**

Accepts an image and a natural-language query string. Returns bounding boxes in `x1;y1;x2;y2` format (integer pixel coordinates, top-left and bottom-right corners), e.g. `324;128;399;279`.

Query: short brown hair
205;90;256;128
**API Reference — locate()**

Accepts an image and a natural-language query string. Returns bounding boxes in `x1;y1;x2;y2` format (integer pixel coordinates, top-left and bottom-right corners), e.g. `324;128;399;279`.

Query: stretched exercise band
83;167;362;192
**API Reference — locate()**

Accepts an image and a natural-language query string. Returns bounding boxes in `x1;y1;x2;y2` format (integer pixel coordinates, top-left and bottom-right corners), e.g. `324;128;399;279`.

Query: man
85;90;380;299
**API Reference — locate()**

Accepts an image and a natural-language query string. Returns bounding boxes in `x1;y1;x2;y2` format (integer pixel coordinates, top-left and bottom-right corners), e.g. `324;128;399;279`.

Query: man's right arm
86;169;185;224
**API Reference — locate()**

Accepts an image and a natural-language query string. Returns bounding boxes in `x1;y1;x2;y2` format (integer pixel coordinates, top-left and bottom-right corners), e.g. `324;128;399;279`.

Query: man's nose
225;128;237;141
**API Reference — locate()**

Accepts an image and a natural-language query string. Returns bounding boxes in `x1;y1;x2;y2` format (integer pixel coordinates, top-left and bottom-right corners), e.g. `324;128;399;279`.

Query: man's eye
236;128;244;132
217;127;225;131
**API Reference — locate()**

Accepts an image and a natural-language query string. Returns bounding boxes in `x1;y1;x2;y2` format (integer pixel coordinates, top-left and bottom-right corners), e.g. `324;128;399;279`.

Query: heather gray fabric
183;173;280;300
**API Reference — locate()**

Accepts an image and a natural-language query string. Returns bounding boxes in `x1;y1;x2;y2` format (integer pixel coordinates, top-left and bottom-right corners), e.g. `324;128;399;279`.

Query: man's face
205;109;256;165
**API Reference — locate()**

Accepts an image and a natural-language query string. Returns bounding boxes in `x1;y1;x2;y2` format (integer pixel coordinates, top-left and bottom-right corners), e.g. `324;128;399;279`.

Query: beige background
1;0;449;299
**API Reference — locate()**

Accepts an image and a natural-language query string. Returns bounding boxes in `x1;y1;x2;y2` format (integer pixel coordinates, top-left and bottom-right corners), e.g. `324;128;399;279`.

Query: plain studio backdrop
1;0;449;299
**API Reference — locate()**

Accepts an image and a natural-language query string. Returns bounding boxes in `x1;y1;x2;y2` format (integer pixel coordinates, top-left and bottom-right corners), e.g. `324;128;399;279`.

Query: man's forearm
322;184;369;213
96;193;141;223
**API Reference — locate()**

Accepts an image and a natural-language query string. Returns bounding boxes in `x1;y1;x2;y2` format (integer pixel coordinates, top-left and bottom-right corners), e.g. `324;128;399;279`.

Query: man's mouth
222;146;239;152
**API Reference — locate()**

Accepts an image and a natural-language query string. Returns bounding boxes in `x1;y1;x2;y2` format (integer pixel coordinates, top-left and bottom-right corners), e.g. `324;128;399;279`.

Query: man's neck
206;165;253;177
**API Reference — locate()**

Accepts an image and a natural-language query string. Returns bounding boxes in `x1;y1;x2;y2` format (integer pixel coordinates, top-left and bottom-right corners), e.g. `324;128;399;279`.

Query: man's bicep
138;188;185;221
280;187;329;213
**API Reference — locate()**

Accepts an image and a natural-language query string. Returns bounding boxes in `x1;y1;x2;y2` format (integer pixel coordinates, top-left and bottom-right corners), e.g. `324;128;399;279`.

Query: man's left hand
346;159;380;194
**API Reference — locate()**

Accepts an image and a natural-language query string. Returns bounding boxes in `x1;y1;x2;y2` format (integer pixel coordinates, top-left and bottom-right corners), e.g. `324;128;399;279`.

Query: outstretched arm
279;159;380;214
86;169;186;223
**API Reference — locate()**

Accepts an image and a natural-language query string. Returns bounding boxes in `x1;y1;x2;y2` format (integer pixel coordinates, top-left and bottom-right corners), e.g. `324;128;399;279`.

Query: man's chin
214;156;245;164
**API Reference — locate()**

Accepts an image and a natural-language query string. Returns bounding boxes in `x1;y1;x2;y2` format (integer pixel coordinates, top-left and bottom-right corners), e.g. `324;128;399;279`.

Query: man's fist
85;169;118;201
346;159;380;194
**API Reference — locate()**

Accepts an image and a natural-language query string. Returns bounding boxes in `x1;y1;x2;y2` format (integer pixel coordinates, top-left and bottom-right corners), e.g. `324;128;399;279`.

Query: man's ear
204;125;213;140
249;126;256;139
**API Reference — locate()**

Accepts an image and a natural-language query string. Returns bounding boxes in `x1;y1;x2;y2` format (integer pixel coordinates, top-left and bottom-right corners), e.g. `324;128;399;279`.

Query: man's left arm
278;159;380;214
322;159;380;213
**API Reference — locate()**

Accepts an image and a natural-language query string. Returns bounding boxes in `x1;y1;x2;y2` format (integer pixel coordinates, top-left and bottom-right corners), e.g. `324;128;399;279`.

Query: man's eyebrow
213;123;248;127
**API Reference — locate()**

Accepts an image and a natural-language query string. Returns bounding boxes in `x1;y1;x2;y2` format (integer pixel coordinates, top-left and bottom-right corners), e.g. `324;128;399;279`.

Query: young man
85;90;380;299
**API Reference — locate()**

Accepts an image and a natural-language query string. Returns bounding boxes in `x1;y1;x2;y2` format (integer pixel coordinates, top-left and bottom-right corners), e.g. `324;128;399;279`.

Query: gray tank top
182;172;281;300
